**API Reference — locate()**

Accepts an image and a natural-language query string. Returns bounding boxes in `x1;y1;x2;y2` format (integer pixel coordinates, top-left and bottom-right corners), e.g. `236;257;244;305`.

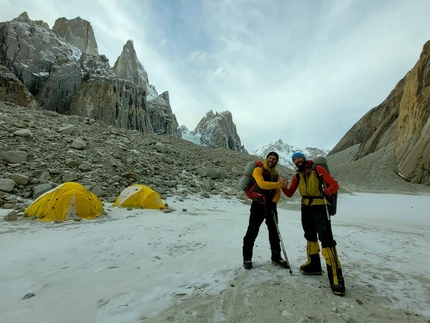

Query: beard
295;161;304;169
268;162;276;168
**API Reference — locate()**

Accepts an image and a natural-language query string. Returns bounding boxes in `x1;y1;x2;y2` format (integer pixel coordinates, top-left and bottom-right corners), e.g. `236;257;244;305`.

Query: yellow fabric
114;184;166;209
309;241;320;255
322;247;341;269
263;160;279;175
24;182;103;221
302;241;312;267
322;247;342;286
272;187;281;204
298;171;326;206
301;240;320;266
252;162;282;203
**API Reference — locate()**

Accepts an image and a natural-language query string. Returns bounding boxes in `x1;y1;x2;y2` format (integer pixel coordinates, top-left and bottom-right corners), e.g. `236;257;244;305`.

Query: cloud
187;50;208;64
1;0;430;151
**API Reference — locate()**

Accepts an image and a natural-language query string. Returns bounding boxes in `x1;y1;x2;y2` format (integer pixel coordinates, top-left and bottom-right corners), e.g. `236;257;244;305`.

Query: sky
0;193;429;322
1;1;430;151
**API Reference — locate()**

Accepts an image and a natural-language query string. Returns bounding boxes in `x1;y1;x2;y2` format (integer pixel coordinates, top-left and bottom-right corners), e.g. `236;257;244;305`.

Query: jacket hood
264;160;279;175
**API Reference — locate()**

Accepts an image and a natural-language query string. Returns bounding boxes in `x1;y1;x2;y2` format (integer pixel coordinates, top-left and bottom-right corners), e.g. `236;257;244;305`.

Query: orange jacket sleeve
315;165;339;196
282;174;298;198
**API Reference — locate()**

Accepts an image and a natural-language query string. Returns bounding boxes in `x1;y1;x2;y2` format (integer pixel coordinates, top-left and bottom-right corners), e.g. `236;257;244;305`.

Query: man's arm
253;167;283;190
315;165;339;196
282;174;298;198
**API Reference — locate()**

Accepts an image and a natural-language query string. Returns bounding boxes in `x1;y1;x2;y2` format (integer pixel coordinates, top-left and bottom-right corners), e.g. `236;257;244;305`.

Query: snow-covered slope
251;139;329;169
179;125;201;145
179;134;328;169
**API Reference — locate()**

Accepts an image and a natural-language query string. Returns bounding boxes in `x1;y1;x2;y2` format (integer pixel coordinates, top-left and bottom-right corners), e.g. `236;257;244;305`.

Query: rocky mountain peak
53;16;99;55
252;139;328;169
15;11;30;22
192;110;246;152
13;11;40;28
14;12;48;28
113;39;148;88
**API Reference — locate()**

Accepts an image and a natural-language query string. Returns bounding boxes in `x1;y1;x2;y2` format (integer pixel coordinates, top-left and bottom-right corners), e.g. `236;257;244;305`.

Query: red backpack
237;161;264;199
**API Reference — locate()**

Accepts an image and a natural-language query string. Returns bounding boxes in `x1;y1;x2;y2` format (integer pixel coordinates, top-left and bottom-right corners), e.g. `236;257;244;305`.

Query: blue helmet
291;152;306;162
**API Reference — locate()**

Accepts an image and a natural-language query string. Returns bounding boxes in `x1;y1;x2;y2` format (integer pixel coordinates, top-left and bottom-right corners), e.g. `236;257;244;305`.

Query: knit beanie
291;152;306;162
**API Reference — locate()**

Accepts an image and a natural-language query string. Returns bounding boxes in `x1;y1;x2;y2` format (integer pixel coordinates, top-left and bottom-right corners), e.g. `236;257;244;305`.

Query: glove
323;189;331;198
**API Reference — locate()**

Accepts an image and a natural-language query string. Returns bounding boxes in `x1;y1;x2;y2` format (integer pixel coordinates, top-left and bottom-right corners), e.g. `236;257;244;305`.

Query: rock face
192;110;246;152
0;12;180;137
52;16;99;55
69;68;152;132
331;77;404;158
0;64;39;109
395;41;430;184
147;91;181;137
113;40;148;88
0;12;80;97
112;40;180;136
330;40;430;185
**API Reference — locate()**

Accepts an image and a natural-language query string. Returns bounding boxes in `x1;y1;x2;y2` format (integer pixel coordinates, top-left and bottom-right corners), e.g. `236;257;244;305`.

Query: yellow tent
24;182;103;221
114;184;166;209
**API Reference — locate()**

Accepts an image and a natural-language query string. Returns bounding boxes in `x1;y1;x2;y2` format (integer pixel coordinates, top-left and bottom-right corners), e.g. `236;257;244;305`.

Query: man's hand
279;178;289;188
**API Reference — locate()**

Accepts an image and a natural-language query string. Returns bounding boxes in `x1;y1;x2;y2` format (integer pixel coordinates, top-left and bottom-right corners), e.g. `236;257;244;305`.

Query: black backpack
296;156;338;216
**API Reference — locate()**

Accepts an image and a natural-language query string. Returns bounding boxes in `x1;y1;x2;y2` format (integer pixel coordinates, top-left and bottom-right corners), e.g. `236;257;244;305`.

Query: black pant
301;204;336;248
242;201;281;259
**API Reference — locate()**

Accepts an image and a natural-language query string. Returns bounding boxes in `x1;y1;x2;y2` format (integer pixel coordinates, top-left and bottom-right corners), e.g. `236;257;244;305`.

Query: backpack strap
313;166;329;198
246;161;269;204
297;166;326;203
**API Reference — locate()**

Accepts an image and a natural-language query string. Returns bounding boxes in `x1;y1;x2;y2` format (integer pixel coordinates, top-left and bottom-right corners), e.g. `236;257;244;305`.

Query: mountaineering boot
243;257;253;270
326;265;345;296
300;254;322;275
243;246;253;270
300;241;322;275
271;250;290;269
322;246;346;296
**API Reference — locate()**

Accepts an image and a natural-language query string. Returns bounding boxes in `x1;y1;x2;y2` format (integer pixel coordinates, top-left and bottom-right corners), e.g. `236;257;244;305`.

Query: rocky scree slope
0;101;296;219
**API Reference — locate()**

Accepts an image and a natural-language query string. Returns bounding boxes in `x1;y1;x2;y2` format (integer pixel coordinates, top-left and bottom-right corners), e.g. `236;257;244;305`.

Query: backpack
237;161;264;199
296;156;338;216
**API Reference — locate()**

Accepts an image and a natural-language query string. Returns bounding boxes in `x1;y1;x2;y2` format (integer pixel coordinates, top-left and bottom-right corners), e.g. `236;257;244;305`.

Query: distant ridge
251;139;328;169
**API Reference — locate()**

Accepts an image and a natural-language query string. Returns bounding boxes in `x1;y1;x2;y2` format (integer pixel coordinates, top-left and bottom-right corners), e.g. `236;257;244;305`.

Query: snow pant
242;201;281;260
301;204;345;295
301;204;336;248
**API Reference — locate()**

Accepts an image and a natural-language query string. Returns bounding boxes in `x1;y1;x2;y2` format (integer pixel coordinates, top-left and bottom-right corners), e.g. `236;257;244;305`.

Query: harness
296;166;328;207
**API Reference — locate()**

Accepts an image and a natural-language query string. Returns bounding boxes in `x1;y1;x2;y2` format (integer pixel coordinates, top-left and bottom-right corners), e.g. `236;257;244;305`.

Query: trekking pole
272;210;293;275
323;195;331;222
319;176;331;222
